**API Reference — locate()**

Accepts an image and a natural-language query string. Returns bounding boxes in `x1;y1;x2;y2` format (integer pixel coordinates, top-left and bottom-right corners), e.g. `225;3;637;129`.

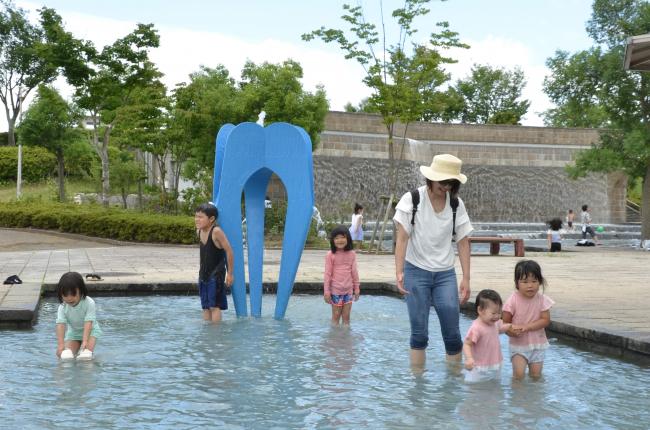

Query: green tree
110;149;145;209
543;0;650;240
0;2;91;148
17;85;82;201
73;23;161;207
302;0;466;197
449;64;530;124
172;65;244;179
542;49;610;127
112;82;172;205
239;59;329;150
303;0;466;249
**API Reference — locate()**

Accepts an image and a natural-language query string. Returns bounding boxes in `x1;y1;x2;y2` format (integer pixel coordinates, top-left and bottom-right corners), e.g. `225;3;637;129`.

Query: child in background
349;203;364;249
195;203;234;323
324;225;360;325
547;218;563;252
502;260;555;380
463;289;511;382
55;272;102;360
566;209;575;231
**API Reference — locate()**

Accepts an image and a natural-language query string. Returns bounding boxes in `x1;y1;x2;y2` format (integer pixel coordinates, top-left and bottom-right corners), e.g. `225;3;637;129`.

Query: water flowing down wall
271;111;626;224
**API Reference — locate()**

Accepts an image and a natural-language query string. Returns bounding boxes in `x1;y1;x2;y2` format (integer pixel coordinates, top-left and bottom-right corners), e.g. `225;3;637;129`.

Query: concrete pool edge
1;281;649;362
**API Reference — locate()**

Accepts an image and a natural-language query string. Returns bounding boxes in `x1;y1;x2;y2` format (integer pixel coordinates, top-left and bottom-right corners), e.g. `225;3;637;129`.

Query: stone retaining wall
268;111;626;223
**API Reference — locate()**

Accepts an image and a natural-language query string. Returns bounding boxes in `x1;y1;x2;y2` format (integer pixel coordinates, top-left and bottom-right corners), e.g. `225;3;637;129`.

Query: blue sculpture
213;122;314;319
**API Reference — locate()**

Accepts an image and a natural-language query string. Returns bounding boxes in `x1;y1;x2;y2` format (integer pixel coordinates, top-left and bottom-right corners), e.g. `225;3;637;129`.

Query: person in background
349;203;364;249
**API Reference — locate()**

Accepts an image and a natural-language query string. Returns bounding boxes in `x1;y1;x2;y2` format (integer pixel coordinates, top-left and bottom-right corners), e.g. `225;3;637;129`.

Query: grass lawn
0;179;98;203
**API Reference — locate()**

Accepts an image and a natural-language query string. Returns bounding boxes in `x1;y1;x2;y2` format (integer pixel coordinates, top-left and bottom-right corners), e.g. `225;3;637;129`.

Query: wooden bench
468;236;525;257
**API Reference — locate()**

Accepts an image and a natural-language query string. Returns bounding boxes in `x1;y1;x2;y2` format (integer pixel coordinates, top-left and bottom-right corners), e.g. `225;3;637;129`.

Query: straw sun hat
419;154;467;184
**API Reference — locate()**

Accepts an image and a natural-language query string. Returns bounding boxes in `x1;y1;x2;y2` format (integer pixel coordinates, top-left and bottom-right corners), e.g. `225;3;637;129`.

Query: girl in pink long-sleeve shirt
324;225;360;325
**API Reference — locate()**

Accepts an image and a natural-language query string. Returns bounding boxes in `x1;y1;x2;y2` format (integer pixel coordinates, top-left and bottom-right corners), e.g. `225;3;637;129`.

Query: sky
13;0;596;128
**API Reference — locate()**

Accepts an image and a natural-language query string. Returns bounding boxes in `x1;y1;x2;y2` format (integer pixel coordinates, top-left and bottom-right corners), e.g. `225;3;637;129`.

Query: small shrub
0;202;196;244
0;146;56;182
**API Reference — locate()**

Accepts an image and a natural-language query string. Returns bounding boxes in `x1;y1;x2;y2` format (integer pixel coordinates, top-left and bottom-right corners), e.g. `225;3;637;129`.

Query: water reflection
1;295;649;429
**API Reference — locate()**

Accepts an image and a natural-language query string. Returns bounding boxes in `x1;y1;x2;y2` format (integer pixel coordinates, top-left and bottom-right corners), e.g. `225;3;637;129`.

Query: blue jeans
404;262;462;354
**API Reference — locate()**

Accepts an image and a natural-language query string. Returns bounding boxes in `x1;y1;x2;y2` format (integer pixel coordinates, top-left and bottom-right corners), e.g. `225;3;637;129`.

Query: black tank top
199;226;226;281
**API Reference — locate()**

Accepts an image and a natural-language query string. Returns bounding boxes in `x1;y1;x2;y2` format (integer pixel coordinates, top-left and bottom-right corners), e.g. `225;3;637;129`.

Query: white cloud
6;4;550;132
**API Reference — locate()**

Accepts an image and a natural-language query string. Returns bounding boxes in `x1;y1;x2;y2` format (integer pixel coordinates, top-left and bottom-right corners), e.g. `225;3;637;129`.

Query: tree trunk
7;119;16;146
56;150;66;202
100;141;110;207
642;164;650;242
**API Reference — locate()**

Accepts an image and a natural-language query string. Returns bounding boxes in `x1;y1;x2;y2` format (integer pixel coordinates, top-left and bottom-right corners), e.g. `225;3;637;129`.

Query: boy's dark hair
548;218;562;231
475;289;503;313
329;225;353;253
354;203;363;214
581;204;588;211
57;272;88;303
514;260;547;290
568;209;573;214
196;203;218;220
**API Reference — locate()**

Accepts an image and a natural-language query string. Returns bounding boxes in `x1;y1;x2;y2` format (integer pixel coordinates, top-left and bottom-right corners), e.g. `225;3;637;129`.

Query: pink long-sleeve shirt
323;250;360;296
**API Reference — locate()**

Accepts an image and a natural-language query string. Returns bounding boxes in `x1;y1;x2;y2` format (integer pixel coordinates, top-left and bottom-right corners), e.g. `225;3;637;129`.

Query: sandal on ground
3;275;22;285
85;273;103;281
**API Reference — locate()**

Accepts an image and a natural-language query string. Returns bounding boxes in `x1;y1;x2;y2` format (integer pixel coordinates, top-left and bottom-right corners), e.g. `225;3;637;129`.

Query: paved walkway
1;230;649;358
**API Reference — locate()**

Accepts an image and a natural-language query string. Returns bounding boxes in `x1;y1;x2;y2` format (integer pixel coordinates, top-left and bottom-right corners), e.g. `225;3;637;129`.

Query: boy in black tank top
195;203;235;322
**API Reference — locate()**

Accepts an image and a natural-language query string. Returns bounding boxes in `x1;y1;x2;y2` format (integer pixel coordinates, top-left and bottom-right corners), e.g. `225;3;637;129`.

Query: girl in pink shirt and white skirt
323;225;360;325
503;260;555;380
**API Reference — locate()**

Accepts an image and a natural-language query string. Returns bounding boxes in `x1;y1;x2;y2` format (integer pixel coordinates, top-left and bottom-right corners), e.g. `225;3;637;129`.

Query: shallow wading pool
1;295;649;429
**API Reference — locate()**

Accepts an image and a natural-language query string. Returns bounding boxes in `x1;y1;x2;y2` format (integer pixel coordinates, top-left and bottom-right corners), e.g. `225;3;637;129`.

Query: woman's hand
354;292;360;301
225;272;234;287
458;278;470;304
324;293;331;304
56;344;64;357
396;272;408;295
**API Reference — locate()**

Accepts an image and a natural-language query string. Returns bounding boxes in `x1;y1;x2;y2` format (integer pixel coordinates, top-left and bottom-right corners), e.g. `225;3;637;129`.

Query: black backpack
409;189;459;241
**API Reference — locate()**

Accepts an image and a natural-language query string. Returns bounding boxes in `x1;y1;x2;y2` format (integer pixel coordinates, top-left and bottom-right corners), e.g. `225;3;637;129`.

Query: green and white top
56;297;102;341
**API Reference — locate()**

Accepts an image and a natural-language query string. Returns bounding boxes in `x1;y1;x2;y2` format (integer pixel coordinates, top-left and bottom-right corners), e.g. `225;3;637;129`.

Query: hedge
0;146;57;182
0;202;197;244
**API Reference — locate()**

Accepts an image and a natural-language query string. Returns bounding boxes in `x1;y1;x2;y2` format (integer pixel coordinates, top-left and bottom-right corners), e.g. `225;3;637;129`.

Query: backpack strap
450;196;459;240
410;189;420;225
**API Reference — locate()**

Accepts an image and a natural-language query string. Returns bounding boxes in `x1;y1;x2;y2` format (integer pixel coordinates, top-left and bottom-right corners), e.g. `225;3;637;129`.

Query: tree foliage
302;0;466;200
73;23;161;206
240;60;328;150
0;2;91;149
18;85;82;201
543;0;650;240
448;64;530;125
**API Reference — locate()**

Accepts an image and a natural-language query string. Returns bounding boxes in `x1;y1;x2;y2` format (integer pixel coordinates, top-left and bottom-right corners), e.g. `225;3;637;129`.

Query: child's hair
329;225;353;252
354;203;363;214
581;204;588;211
196;202;218;220
548;218;562;231
514;260;547;290
568;209;573;214
474;289;503;313
57;272;88;303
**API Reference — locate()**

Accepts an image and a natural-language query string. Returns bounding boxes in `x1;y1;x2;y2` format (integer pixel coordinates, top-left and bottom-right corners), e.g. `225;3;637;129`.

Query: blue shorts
331;293;353;306
198;274;228;310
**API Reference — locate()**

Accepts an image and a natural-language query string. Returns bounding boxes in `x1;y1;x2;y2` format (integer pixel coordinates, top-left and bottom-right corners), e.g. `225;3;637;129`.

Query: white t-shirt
393;186;473;271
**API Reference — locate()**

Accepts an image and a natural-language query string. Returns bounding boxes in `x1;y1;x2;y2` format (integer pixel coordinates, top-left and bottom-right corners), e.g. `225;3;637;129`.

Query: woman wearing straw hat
393;154;473;369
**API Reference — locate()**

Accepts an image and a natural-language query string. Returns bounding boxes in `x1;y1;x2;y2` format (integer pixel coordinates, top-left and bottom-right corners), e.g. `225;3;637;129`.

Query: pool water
1;295;649;429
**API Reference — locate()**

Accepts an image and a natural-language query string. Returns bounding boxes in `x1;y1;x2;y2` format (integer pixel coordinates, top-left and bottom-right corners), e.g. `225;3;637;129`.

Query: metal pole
16;144;22;199
16;86;23;200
